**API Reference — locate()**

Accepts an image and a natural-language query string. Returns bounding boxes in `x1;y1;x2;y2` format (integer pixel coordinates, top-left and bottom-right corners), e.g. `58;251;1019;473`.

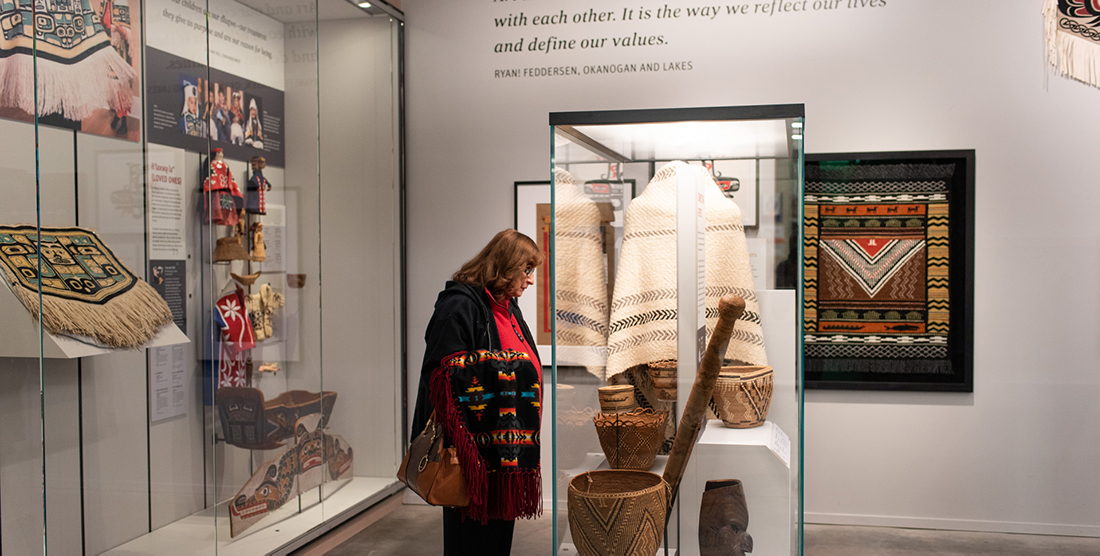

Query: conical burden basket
568;470;668;556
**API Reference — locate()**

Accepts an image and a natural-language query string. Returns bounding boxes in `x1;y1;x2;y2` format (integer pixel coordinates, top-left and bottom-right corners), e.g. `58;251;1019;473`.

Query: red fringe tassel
485;469;542;521
430;367;489;522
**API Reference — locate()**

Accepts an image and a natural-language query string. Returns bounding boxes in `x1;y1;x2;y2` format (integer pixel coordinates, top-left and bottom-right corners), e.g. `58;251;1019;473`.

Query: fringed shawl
606;161;767;383
0;225;172;348
431;349;542;523
553;168;611;377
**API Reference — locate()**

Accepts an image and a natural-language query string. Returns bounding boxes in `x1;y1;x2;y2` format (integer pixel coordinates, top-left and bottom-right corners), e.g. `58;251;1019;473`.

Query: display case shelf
698;420;791;468
104;478;403;556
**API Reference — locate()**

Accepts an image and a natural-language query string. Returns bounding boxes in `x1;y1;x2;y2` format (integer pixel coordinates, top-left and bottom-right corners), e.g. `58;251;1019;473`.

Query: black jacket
410;281;540;439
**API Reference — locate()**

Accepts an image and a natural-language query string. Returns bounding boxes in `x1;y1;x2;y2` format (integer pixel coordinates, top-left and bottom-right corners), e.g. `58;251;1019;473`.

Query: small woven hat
214;236;251;263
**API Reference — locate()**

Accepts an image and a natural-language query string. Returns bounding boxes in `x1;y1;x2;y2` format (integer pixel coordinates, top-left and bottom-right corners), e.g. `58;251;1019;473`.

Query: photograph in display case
803;150;975;391
0;0;143;139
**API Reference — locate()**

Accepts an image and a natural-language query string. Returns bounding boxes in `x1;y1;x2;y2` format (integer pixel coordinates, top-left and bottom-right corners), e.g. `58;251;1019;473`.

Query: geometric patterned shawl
430;350;542;524
553;168;609;371
606;161;767;384
1045;0;1100;89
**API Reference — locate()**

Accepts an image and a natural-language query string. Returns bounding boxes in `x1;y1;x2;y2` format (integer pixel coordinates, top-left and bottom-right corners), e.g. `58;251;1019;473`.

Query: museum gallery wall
0;0;402;554
404;0;1100;538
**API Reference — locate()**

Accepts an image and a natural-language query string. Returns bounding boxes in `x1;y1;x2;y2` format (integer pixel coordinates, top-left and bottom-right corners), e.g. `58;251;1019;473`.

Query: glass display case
0;0;405;553
543;106;804;555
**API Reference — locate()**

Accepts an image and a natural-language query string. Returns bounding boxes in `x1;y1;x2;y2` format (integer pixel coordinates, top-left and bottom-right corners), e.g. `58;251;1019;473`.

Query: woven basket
713;366;773;428
593;408;668;470
568;470;668;556
597;385;636;413
647;360;678;401
213;236;251;263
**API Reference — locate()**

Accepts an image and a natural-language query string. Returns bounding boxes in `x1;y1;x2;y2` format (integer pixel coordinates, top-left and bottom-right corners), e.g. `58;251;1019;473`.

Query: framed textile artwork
803;151;974;391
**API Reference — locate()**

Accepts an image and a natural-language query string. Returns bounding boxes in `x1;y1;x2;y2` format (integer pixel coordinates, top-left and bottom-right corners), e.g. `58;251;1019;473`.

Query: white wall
404;0;1100;535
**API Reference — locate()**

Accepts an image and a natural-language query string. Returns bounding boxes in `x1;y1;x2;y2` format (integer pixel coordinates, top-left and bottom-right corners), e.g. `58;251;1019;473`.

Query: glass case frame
547;105;806;555
0;0;407;554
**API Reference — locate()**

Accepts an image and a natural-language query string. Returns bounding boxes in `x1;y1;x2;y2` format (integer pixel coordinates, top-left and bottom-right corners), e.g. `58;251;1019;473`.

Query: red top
487;289;542;382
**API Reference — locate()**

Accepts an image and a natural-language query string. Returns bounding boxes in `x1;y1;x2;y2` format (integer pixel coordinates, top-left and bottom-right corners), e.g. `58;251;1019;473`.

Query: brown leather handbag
397;413;469;507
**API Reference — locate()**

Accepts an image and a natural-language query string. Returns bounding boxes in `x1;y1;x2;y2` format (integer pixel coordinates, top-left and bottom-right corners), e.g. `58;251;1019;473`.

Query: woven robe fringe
430;363;541;523
606;161;767;384
1045;0;1100;89
0;47;135;121
1;262;172;350
554;168;609;378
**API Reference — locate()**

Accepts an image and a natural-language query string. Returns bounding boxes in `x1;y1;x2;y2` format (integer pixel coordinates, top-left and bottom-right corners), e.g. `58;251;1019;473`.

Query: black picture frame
803;150;975;392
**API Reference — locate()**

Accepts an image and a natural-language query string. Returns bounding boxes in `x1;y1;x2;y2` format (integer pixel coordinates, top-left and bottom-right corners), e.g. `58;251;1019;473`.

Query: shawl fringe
486;469;542;521
0;47;135;121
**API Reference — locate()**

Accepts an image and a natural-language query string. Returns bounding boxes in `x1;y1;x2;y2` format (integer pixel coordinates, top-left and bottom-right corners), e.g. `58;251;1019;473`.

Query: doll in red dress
203;148;244;226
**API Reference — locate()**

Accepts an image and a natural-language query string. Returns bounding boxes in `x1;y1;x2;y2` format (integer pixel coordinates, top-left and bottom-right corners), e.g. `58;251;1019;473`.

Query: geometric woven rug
803;155;972;389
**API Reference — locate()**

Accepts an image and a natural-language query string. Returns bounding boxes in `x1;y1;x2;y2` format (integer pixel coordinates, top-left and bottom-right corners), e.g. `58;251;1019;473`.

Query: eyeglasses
524;267;535;277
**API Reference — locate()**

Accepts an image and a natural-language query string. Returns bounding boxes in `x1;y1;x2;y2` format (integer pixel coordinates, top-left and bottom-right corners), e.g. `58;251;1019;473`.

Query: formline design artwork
1045;0;1100;90
0;225;172;348
228;412;354;537
803;151;974;391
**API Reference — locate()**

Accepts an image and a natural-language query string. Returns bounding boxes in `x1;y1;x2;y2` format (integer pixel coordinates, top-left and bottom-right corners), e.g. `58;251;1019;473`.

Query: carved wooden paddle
662;294;746;517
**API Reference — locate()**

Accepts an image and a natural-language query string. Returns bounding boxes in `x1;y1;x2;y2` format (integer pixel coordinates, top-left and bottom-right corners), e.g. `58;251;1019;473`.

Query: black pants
443;507;515;555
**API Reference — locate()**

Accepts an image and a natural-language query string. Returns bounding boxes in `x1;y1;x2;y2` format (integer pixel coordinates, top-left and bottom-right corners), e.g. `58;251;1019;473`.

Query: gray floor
327;502;552;555
328;502;1100;555
805;524;1100;555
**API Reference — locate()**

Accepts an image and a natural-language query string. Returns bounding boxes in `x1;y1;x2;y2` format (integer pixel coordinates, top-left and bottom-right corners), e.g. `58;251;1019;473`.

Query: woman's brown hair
453;229;544;298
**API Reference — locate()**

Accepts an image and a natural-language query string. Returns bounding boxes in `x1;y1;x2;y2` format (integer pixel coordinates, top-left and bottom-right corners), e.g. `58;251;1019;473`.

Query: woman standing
411;229;544;556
